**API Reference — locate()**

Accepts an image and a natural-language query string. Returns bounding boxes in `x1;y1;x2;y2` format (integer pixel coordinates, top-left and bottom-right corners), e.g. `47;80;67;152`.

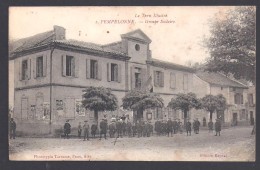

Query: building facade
10;26;195;135
192;71;254;126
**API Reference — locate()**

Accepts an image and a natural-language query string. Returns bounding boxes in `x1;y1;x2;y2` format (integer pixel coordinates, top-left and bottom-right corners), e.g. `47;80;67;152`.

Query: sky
9;6;234;65
8;6;234;107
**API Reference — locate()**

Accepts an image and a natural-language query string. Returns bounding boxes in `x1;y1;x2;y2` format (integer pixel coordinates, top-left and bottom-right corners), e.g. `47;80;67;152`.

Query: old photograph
8;6;256;161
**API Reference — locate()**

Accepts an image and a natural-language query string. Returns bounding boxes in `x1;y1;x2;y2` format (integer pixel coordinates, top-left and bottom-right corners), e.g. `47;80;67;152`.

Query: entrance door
232;113;238;126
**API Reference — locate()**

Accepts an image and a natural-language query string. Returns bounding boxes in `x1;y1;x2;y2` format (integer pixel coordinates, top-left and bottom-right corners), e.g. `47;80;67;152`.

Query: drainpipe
49;45;55;134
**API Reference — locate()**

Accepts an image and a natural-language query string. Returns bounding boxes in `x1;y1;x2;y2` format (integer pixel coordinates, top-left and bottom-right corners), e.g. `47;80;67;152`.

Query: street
9;126;255;161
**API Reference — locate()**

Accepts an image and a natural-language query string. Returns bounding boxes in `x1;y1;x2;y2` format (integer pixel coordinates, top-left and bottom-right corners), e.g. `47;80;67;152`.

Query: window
248;94;254;105
183;74;188;90
154;71;164;87
111;63;118;82
22;60;28;80
154;107;163;120
36;56;43;77
135;44;140;51
66;55;75;76
135;72;141;88
221;87;223;90
234;93;243;104
170;73;176;89
90;60;98;79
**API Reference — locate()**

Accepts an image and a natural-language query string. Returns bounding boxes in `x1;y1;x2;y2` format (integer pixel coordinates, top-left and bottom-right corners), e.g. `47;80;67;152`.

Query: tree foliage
168;92;201;114
82;86;118;112
122;90;164;111
204;6;256;84
201;94;227;119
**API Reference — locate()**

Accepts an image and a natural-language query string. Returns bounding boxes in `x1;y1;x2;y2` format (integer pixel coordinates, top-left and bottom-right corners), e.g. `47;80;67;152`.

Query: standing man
173;119;178;134
116;119;123;138
78;122;82;139
10;118;16;139
208;119;214;133
83;120;90;141
91;122;98;138
215;119;221;136
186;119;192;136
64;120;71;139
99;119;108;140
166;118;173;137
137;120;142;138
196;118;201;134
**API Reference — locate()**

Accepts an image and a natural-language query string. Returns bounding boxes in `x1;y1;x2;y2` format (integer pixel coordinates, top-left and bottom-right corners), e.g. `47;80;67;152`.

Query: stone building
192;71;254;126
9;26;195;135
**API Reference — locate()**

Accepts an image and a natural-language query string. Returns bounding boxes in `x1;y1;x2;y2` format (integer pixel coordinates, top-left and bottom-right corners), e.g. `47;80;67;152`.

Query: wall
150;65;194;96
14;50;51;88
126;39;149;64
51;49;126;91
192;75;210;98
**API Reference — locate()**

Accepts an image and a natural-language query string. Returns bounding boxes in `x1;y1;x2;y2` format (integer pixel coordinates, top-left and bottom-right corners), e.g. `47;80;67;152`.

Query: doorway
232;112;238;126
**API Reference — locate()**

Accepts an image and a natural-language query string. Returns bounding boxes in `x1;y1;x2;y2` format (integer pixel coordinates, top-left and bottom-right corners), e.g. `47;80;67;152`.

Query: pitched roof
54;39;127;56
146;59;195;73
196;71;248;88
9;30;55;54
121;29;152;43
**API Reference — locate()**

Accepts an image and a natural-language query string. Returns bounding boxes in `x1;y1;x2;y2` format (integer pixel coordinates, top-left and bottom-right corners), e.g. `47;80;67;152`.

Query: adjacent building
193;71;254;126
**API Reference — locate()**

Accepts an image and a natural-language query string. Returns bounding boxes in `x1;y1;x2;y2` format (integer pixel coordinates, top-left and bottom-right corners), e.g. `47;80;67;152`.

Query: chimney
53;25;66;40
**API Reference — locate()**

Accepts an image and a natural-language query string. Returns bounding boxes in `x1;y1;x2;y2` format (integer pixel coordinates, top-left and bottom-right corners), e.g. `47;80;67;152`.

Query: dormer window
135;44;140;51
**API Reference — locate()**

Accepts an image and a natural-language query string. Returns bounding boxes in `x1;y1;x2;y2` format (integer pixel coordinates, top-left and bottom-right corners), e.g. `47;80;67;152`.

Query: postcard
9;6;256;161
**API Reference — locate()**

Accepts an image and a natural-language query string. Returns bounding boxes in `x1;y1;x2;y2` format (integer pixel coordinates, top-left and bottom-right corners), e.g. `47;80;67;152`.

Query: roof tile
196;71;248;88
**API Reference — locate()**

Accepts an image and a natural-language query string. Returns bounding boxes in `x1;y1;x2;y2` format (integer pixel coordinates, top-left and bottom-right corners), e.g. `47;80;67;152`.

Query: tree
122;90;164;121
201;94;227;120
168;93;201;124
82;86;118;123
204;6;256;84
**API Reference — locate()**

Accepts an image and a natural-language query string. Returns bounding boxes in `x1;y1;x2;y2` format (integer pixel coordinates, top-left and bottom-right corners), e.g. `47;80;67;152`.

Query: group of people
153;118;202;137
63;117;223;141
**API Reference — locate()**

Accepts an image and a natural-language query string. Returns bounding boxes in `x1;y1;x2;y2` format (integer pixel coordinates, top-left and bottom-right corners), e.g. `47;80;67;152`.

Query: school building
9;26;254;136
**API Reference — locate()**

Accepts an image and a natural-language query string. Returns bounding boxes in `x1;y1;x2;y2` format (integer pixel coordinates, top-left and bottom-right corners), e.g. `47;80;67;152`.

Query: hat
66;120;69;122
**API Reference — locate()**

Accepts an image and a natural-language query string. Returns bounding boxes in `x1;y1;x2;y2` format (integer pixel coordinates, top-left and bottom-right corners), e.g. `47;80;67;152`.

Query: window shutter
131;66;135;90
33;57;37;78
62;55;66;77
74;56;79;78
107;63;111;82
141;68;147;88
160;72;164;87
117;64;121;83
97;61;102;80
28;59;31;80
170;72;176;89
154;71;158;87
19;60;22;80
86;59;90;79
43;55;47;77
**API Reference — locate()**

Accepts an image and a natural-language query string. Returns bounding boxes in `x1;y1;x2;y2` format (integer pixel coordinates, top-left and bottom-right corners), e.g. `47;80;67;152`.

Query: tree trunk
184;110;188;126
210;111;213;121
94;110;98;124
137;109;144;121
